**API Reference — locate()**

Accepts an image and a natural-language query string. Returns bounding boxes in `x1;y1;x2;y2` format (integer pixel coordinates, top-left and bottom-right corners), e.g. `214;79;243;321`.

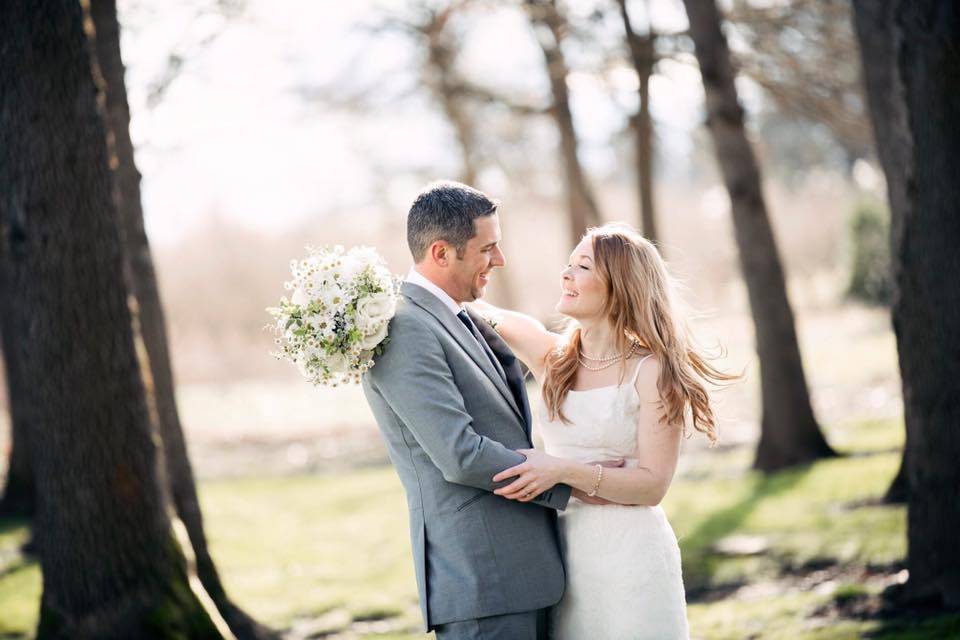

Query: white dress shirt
406;266;464;316
406;266;507;383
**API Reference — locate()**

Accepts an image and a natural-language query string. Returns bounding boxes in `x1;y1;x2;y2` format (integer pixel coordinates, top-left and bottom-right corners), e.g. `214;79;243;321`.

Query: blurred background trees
1;0;957;635
681;0;835;471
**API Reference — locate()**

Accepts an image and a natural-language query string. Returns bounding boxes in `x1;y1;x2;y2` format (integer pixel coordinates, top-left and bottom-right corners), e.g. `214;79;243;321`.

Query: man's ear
429;241;450;267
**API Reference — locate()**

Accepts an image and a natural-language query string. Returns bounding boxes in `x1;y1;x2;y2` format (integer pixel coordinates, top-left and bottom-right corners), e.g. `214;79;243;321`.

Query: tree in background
86;1;273;637
729;0;872;164
524;0;603;245
680;0;836;471
416;1;480;186
850;0;912;507
852;0;960;608
345;0;523;308
615;0;659;245
0;1;226;635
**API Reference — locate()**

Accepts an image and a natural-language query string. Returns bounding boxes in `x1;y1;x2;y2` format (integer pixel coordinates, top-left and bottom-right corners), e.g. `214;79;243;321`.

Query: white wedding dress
540;354;690;640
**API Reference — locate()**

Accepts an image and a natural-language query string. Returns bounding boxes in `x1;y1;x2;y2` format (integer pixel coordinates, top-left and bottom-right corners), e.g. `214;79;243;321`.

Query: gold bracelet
587;464;603;497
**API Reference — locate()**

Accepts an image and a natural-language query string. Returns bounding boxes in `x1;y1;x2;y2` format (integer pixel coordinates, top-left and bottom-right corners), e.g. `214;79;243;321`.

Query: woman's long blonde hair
541;224;738;444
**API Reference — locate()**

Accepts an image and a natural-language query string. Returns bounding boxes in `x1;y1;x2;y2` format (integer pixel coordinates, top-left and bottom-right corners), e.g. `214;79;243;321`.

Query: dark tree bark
616;0;659;245
525;0;603;245
85;1;273;637
680;0;836;471
0;321;34;518
0;2;223;637
850;0;913;505
852;0;960;609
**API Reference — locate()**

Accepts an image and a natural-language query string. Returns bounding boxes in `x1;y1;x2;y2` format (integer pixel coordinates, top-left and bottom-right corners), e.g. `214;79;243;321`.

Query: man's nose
491;247;505;267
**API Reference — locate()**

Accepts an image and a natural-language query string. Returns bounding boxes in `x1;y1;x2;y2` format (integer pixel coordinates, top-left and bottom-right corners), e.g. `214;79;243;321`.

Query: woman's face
556;237;606;320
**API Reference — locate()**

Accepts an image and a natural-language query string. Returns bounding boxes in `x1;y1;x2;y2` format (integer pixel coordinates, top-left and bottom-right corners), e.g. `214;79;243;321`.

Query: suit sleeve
367;314;570;511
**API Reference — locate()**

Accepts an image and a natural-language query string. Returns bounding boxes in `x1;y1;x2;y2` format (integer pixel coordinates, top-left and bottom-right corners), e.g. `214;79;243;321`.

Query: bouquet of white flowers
267;245;402;386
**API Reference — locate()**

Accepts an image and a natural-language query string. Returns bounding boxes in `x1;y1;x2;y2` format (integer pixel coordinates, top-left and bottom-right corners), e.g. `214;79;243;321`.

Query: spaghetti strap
630;352;655;386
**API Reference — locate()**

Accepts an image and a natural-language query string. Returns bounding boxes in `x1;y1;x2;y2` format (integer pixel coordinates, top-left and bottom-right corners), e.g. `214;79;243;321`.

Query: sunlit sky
117;0;756;246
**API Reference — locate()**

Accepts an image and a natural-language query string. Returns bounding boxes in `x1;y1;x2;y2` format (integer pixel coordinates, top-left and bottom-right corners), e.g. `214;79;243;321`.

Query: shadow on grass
680;463;813;598
0;516;35;562
0;516;30;537
867;610;960;639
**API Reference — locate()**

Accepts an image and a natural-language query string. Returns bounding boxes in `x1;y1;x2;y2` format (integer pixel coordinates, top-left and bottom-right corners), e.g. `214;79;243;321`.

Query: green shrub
847;200;893;305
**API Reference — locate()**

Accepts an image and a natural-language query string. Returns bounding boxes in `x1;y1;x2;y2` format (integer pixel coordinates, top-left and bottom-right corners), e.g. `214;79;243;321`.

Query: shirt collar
406;266;464;316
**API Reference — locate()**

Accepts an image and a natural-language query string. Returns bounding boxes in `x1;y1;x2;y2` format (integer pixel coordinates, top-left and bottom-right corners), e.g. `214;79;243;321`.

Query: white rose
359;320;389;350
324;351;352;373
355;292;395;331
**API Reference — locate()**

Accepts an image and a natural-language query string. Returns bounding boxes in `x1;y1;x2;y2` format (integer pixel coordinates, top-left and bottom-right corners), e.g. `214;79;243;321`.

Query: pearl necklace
577;341;640;371
579;349;625;362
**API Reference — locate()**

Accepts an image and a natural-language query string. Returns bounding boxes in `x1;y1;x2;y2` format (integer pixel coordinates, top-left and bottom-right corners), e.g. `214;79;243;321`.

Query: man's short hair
407;181;499;261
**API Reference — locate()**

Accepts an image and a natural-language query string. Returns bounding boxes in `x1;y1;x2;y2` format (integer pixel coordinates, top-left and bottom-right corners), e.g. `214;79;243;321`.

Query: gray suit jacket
362;282;571;630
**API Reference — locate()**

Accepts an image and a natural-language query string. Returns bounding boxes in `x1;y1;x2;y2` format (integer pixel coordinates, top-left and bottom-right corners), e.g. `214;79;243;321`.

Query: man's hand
493;449;569;502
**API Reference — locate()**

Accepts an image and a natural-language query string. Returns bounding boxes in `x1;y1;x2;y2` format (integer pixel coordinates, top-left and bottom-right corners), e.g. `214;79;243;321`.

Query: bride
473;223;736;639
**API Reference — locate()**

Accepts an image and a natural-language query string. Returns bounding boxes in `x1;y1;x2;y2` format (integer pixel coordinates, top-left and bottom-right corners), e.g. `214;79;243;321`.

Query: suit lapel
469;308;534;438
402;283;525;426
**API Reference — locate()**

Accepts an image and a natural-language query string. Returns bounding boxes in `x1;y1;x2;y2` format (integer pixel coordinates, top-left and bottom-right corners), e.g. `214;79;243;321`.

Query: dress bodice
538;354;654;465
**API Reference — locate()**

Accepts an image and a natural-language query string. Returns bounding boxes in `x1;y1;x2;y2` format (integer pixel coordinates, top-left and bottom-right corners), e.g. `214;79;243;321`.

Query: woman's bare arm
493;357;682;506
468;299;561;380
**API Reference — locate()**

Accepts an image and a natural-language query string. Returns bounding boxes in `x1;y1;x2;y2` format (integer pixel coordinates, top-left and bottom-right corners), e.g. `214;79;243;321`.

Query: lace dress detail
539;355;689;639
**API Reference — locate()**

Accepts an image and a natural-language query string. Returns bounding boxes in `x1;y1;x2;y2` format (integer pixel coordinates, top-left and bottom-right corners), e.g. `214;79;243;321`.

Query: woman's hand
492;449;570;502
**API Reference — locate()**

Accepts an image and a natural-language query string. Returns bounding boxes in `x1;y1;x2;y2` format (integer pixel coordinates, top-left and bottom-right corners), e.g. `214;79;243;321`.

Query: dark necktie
457;310;506;382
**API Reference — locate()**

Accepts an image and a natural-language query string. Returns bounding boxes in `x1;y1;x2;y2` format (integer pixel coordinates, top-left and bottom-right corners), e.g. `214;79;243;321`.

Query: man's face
448;214;505;303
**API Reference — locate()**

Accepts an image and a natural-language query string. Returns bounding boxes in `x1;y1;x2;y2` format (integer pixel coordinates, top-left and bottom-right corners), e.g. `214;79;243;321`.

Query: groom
362;181;571;639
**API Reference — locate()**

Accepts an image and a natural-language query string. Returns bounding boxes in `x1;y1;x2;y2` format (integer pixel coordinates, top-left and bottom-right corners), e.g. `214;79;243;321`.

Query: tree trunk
85;1;273;637
853;0;960;609
850;0;913;505
425;11;479;187
526;0;603;246
0;320;34;518
617;0;659;245
680;0;836;471
422;7;517;310
895;0;960;608
0;2;223;637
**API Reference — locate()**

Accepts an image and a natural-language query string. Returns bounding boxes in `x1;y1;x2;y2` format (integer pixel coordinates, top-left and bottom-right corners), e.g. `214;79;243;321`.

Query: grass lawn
2;417;959;639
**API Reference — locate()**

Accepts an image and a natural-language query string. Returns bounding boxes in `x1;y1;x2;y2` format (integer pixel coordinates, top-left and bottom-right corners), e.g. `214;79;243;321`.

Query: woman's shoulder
631;351;662;397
